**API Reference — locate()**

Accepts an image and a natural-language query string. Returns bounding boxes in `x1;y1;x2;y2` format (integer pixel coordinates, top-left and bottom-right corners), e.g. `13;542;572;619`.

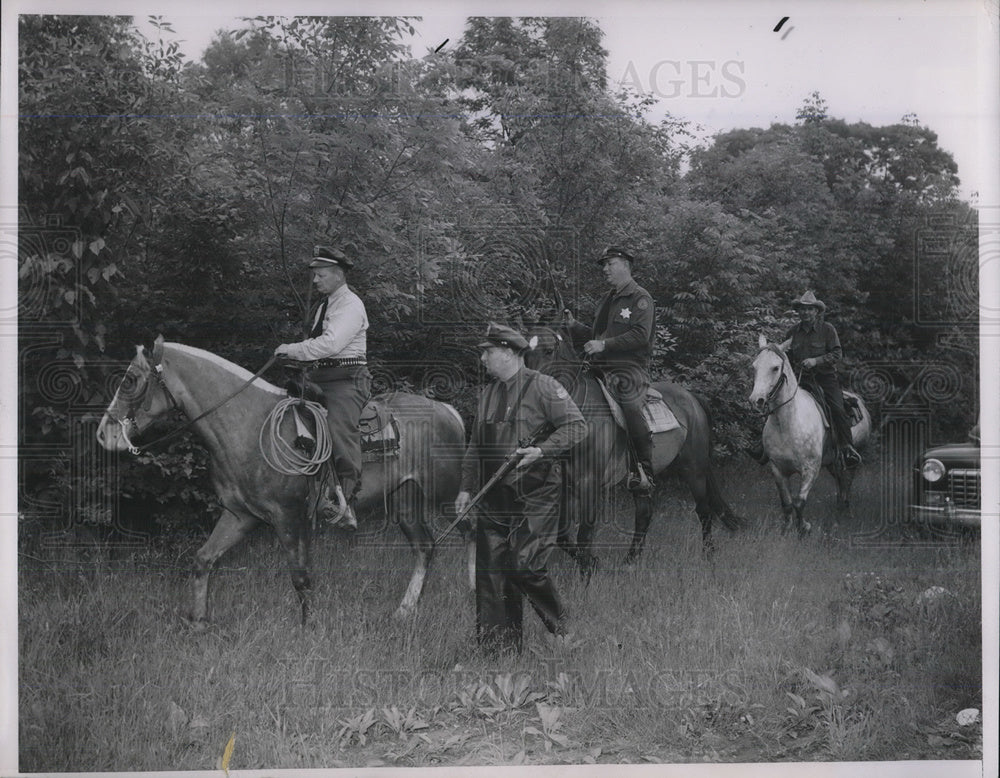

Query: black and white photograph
3;0;997;775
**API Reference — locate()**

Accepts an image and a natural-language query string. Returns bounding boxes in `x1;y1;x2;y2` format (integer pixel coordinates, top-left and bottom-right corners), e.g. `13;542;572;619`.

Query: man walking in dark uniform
565;246;657;491
457;323;587;655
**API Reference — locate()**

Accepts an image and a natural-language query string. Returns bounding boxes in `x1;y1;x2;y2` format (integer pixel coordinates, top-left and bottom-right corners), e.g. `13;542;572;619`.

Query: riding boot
319;494;357;530
745;439;769;464
321;478;358;531
839;444;863;467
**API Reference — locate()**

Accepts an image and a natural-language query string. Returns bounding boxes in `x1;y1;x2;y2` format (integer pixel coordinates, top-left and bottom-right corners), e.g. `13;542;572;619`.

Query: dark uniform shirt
569;279;655;370
784;319;842;375
460;366;587;493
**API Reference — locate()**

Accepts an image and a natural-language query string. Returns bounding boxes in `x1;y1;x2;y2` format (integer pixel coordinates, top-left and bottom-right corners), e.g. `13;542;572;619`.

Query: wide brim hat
791;290;826;312
478;322;530;352
306;244;354;269
597;245;635;266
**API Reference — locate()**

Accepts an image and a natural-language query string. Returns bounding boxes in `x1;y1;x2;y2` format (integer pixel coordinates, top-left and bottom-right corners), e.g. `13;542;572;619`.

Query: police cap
306;244;355;270
478;322;530;352
597;245;635;265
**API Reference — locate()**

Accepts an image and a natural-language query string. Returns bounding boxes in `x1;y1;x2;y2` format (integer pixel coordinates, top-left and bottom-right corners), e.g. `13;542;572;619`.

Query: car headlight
922;458;946;483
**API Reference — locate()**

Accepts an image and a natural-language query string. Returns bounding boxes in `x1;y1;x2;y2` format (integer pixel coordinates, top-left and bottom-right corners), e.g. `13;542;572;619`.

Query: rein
112;348;278;455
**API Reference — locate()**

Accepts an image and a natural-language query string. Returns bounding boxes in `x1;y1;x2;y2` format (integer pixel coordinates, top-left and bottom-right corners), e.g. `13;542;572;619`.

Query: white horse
748;334;872;535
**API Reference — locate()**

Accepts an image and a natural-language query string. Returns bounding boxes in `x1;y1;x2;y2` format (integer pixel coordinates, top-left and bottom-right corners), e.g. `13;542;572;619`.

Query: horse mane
165;342;284;396
761;342;788;360
529;323;580;362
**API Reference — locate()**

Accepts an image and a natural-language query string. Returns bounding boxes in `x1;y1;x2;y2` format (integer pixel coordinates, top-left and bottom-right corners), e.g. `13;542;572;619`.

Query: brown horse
96;336;466;625
524;325;744;572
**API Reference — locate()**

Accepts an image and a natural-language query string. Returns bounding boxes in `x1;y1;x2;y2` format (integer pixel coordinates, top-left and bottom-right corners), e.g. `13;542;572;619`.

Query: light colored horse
748;334;872;535
96;336;466;624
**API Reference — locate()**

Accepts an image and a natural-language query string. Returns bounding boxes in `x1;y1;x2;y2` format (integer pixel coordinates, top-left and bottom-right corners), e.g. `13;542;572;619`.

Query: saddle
595;379;682;434
800;378;863;427
844;394;863;425
283;378;400;464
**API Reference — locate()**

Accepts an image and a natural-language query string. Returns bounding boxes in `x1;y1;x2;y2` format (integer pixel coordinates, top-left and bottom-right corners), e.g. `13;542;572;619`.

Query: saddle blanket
596;380;681;434
358;397;400;462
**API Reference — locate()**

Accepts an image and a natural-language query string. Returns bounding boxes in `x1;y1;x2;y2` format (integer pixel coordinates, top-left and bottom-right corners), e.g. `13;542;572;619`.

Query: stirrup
320;496;358;530
842;445;863;467
626;465;653;492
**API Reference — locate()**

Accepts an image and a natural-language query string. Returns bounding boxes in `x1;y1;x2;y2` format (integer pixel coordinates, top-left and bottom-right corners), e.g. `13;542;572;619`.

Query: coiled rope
258;397;333;476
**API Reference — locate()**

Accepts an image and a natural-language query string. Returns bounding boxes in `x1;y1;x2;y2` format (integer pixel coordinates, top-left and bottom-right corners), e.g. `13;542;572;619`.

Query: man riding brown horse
274;244;371;529
564;246;656;492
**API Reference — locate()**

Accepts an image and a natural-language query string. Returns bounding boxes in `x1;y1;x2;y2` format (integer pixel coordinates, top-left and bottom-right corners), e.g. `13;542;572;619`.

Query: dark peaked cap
598;245;636;265
478;322;530;352
306;245;355;269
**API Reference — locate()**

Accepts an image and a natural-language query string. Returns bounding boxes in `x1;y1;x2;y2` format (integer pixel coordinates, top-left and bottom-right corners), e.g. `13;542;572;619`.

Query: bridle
107;341;276;455
106;343;181;455
755;344;799;417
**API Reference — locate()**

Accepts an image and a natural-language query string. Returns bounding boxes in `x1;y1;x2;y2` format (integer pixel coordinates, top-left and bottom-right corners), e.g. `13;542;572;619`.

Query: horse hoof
180;612;210;631
797;522;812;538
391;606;415;622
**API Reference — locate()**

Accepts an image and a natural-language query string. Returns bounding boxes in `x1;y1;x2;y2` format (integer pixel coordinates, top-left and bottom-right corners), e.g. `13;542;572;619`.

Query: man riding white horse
747;291;862;467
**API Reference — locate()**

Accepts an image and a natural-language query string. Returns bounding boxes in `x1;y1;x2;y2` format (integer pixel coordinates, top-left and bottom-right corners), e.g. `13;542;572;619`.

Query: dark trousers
315;367;371;499
808;371;853;449
605;365;653;476
475;467;566;655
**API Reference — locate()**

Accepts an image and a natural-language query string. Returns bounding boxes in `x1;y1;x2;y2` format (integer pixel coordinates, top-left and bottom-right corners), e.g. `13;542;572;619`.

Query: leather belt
313;357;367;368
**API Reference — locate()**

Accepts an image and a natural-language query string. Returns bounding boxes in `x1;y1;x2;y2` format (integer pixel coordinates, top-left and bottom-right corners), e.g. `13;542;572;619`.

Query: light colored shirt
280;284;368;360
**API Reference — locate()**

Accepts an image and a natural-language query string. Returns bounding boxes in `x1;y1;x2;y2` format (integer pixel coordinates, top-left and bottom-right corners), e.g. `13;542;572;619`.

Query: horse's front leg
567;467;600;579
272;506;312;626
794;462;823;537
190;508;258;626
769;463;796;533
624;490;653;564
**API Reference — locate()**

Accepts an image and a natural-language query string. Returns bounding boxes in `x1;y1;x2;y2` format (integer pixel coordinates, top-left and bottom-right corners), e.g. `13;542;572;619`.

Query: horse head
96;335;178;453
749;334;796;414
524;323;585;391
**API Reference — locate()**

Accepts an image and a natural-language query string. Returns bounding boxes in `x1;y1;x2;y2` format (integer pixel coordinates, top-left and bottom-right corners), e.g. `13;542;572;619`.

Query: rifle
434;420;554;545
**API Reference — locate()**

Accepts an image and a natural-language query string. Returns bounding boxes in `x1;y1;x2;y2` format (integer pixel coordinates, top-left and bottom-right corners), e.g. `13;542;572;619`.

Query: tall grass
19;462;982;770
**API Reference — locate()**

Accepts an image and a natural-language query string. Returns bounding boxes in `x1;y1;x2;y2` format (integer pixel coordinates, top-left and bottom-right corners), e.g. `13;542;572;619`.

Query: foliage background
17;15;978;534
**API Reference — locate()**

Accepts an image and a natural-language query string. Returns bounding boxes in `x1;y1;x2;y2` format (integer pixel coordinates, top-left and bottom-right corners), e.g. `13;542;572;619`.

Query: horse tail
691;391;747;531
706;462;746;531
